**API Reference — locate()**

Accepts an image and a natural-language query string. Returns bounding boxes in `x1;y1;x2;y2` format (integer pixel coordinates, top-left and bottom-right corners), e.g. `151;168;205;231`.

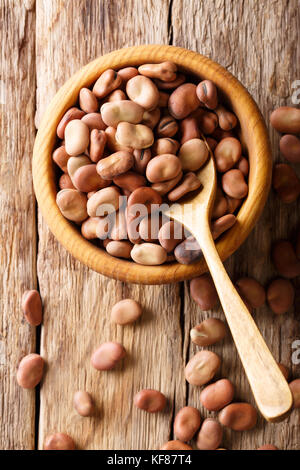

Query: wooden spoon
165;156;293;422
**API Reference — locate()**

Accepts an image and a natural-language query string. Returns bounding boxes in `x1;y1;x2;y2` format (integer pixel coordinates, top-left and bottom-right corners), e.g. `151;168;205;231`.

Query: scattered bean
196;419;223;450
111;299;142;325
17;353;44;389
22;290;42;326
267;278;295;314
134;389;166;412
270;106;300;134
235;277;266;309
218;403;257;430
185;350;221;386
200;379;234;411
73;391;94;417
43;433;75;450
91;342;126;370
190;318;227;347
190;274;218;310
113;171;147;192
279;134;300;163
174;406;201;442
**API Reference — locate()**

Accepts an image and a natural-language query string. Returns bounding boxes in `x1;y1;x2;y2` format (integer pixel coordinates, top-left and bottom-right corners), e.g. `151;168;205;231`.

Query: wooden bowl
32;45;272;284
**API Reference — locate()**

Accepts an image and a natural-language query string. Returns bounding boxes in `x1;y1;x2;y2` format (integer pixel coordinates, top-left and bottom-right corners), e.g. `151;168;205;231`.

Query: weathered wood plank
172;0;300;450
36;0;186;450
0;0;36;450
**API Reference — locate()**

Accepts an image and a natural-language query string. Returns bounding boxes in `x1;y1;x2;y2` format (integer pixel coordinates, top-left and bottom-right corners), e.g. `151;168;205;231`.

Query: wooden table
1;0;299;450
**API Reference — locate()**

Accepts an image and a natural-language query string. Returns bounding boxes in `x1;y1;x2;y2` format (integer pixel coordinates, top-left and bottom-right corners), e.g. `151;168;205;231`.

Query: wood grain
173;0;300;449
0;0;36;449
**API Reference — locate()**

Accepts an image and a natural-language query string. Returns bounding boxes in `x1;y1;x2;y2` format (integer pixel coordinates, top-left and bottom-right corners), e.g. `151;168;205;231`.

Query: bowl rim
32;44;272;285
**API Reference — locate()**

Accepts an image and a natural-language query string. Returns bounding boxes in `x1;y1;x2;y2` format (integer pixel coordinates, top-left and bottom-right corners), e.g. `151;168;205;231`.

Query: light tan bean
56;189;88;222
57;107;85;139
133;389;166;412
168;83;200;119
158;220;184;252
73;391;94;417
141;108;161;129
196;419;223;450
235;277;266;308
180;117;200;144
105;126;133;153
200;379;234;411
116;122;154;149
273;163;300;203
81;217;101;240
157;115;179;138
17;353;44;389
111;299;142;325
152;138;179;156
96;151;134;180
185;350;221;386
196;80;218;109
92;69;122;98
190;274;218;310
168;172;201;201
73;164;111;192
190;318;227;347
22;290;42;326
106;240;133;259
106;89;127;102
67;155;91;183
101;100;144;127
44;433;75;450
126;75;159;110
160;441;193;450
91;342;126;370
132;149;152;174
96;216;113;240
138;61;177;81
113;171;147;192
81;112;106;131
267;278;295;314
53;146;70;172
79;88;98;113
117;66;139;83
270;106;300;134
64;119;90;156
289;379;300;408
218;403;257;430
146;154;182;183
222;169;248;199
178;138;209;171
89;129;107;162
131;243;167;265
215;104;237;130
279;134;300;163
59;173;75;190
214;137;242;172
272;240;300;278
87;186;120;217
151;171;182;196
174;406;201;442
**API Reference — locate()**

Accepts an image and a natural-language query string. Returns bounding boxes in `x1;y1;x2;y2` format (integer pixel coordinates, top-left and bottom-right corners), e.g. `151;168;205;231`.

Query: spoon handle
195;220;293;422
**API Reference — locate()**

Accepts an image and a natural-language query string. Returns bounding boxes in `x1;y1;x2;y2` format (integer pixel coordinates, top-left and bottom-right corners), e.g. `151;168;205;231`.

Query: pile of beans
53;62;249;266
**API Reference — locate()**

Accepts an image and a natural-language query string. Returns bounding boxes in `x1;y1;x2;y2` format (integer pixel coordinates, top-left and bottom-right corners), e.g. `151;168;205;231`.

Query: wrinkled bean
174;406;201;442
196;419;223;450
200;379;234;411
214;137;242;172
116;122;154;149
185;350;221;386
141;108;161;129
190;318;227;347
138;61;177;82
105;126;133;152
267;278;295;314
22;290;42;326
93;69;122;98
218;403;257;430
91;342;126;370
17;353;44;389
146;154;182;183
134;389;166;412
168;83;201;119
56;189;88;222
126;75;159;110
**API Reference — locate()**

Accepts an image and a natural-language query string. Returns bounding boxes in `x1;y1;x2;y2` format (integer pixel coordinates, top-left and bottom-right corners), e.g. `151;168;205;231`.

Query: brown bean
56;189;88;223
222;169;248;199
141;108;161;129
206;137;218;151
73;164;111;192
52;146;70;172
101;100;144;127
257;445;279;450
113;171;147;193
91;342;126;370
81;217;100;240
17;353;44;389
67;155;91;184
226;195;242;214
106;240;133;259
192;108;218;135
22;290;42;326
214;137;242;172
190;318;227;347
235;277;266;308
211;127;236;141
236;156;249;176
116;122;154;149
89;129;107;162
57;107;85;139
211;214;236;239
87;186;120;217
218;403;257;430
44;433;75;450
215;104;237;130
96;151;133;180
155;73;186;90
160;441;193;450
79;88;98;113
174;406;201;442
272;240;300;278
138;61;177;81
105;89;127;102
185;350;221;386
289;379;300;408
133;389;166;412
279;134;300;163
131;243;167;265
157;115;179;138
111;299;142;325
270;106;300;134
64;119;90;156
73;391;94;417
212;188;228;219
146;154;182;183
196;419;223;450
190;274;218;310
178;138;209;171
196;80;218;109
81;112;106;131
168;172;201;201
152;138;180;156
158;220;184;252
93;69;122;98
200;379;234;411
168;83;201;119
126;75;159;110
117;67;139;83
59;173;75;190
132;149;152;174
272;163;300;203
267;278;295;314
151;171;183;196
180;117;200;144
158;91;169;108
174;236;203;264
